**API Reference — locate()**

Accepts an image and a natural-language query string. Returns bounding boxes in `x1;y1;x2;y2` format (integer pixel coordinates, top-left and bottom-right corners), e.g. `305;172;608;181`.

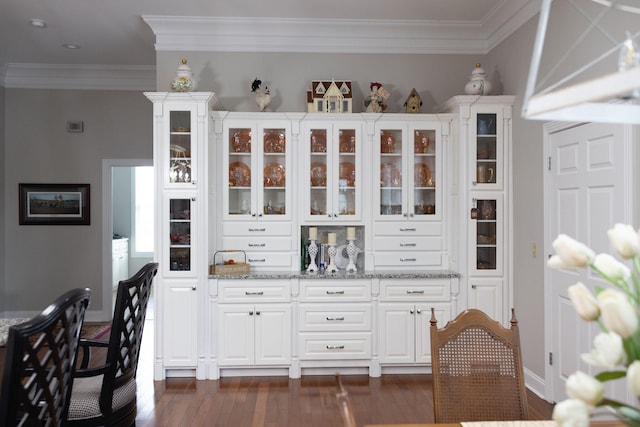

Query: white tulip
598;288;638;339
566;371;604;406
593;253;631;282
568;283;600;322
553;399;590;427
627;361;640;398
608;223;640;260
548;255;571;269
551;234;596;269
581;331;626;368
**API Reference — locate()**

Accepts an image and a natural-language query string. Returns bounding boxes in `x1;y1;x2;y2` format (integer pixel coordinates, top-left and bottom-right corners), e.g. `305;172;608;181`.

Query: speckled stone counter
209;270;460;280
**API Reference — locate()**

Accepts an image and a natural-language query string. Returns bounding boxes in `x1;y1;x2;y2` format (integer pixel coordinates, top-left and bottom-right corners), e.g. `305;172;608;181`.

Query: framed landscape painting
19;183;90;225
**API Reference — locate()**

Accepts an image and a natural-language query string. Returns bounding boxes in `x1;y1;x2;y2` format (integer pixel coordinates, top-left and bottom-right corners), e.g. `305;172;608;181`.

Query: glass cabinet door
167;194;196;275
470;194;503;275
226;126;254;218
379;128;404;217
167;109;195;186
309;127;328;217
410;127;437;218
261;127;288;217
473;112;503;189
336;127;357;218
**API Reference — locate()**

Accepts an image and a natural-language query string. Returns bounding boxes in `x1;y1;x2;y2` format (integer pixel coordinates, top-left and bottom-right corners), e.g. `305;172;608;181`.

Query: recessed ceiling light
63;44;80;49
30;19;47;28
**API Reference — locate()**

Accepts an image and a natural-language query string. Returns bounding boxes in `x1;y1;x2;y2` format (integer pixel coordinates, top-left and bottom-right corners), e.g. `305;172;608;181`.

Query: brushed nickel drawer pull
326;316;345;321
326;290;345;295
326;345;345;350
248;258;266;263
400;258;417;262
245;291;264;295
400;243;416;247
248;227;266;232
406;290;425;294
248;243;266;247
399;227;417;232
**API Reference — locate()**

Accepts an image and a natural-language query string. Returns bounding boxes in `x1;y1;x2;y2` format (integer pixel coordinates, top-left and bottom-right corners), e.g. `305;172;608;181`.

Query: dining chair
66;262;158;426
0;287;91;426
335;373;358;427
429;308;529;422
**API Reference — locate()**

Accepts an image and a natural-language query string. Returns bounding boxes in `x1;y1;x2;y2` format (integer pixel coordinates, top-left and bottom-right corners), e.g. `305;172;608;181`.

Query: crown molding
2;63;156;90
484;0;540;50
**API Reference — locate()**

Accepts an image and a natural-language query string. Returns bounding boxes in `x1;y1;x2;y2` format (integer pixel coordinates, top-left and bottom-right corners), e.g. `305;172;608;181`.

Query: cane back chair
429;308;529;423
67;262;158;426
0;288;91;426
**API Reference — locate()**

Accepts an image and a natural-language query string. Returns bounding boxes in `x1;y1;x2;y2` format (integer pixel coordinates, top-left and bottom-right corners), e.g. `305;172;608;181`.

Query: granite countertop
209;270;460;280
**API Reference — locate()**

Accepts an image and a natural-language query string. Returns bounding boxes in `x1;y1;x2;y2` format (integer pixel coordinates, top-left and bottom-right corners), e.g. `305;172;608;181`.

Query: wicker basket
210;250;250;275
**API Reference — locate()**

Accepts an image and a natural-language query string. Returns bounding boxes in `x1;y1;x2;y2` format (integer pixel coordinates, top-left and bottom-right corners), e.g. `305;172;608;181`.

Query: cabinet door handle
400;243;416;247
248;227;266;232
410;309;415;314
256;311;261;315
400;258;417;262
399;228;416;232
406;290;425;294
248;258;266;263
417;309;422;314
249;311;254;315
326;345;345;350
248;243;266;247
191;286;196;291
191;197;196;202
326;290;345;295
245;291;264;295
326;316;345;321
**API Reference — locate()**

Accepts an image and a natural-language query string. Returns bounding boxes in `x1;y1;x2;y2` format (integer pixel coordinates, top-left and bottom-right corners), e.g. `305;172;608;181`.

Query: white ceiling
0;0;540;88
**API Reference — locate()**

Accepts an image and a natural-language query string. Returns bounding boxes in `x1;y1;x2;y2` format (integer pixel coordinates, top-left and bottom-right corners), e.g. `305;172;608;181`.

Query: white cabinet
378;279;451;365
112;238;129;290
217;280;291;371
145;92;219;379
301;117;363;222
438;95;514;324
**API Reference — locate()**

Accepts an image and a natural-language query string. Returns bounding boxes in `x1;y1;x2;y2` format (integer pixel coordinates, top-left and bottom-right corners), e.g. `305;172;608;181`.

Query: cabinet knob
252;213;257;217
258;213;263;217
249;311;254;315
256;311;261;315
191;197;196;202
471;284;477;289
191;180;197;185
191;286;196;291
417;309;422;314
410;309;415;314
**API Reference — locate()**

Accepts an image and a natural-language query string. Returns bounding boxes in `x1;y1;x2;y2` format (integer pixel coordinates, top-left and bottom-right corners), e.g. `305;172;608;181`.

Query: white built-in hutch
145;92;514;380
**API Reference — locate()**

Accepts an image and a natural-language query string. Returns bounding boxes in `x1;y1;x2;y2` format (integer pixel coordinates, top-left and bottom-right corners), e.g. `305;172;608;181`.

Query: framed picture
19;183;90;225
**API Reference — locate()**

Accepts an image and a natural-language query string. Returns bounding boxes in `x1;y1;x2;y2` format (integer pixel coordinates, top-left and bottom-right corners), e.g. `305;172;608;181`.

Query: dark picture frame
19;183;90;225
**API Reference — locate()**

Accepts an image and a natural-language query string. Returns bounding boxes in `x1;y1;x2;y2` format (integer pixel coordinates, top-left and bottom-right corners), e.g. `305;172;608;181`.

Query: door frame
101;158;152;322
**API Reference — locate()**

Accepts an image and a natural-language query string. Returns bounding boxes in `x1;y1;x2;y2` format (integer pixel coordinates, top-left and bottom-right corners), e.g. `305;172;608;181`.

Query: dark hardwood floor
0;319;554;426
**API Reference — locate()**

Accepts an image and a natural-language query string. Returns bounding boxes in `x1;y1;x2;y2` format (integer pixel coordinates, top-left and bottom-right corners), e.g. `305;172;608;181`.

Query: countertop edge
208;270;460;280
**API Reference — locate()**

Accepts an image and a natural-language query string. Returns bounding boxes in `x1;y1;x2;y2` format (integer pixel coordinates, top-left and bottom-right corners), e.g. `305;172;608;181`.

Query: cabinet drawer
218;280;291;303
380;279;451;301
223;222;291;236
245;252;292;267
299;333;371;360
222;236;292;251
372;236;441;251
299;304;371;331
373;222;441;236
300;280;371;302
373;252;442;267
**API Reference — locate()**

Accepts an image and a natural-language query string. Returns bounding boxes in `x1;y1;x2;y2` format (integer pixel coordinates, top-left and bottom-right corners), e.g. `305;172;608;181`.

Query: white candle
347;227;356;240
309;227;317;240
328;233;336;245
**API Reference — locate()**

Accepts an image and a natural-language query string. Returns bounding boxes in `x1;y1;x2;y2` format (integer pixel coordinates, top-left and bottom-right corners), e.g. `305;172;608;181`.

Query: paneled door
545;121;632;404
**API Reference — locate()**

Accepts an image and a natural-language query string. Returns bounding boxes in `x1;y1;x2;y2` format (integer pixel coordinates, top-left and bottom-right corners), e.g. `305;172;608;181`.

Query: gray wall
3;89;152;314
0;85;5;314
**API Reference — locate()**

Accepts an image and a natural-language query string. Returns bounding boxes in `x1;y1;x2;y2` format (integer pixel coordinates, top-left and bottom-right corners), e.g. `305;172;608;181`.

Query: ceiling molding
3;64;156;90
485;0;540;50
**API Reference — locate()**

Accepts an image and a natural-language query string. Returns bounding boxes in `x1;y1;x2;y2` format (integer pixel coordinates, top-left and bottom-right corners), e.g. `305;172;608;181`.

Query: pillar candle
347;227;356;240
309;227;317;240
328;233;336;245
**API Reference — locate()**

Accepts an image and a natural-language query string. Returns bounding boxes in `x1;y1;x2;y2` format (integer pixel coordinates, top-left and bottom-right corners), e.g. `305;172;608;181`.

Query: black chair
0;287;91;426
66;262;158;427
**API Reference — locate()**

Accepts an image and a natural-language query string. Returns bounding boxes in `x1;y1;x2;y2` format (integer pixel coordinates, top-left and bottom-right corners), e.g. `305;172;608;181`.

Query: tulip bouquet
549;224;640;427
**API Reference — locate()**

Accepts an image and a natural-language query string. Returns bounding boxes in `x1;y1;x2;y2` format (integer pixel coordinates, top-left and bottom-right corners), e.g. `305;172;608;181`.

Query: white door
545;121;630;403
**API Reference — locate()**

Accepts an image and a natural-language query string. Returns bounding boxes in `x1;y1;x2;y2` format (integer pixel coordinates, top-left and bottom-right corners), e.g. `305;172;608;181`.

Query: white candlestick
309;227;317;240
328;232;336;245
347;227;356;240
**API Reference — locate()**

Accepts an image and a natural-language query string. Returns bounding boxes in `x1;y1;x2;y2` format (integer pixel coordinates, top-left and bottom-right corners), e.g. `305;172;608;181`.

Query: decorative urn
171;59;195;92
464;63;491;95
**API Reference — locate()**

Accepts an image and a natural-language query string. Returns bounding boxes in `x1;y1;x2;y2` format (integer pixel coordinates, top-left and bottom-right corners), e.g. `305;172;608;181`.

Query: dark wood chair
429;308;529;423
335;373;358;427
67;262;158;426
0;287;91;426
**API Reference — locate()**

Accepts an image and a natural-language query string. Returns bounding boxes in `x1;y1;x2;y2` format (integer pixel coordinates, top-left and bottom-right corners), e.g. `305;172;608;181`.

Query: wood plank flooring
0;320;554;426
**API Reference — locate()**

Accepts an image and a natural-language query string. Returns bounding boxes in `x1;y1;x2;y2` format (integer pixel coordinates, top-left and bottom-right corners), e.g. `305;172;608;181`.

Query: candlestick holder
346;238;358;273
307;239;318;273
326;244;338;273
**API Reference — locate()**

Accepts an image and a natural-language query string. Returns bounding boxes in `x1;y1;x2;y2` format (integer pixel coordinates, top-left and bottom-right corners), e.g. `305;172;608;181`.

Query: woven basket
210;250;250;275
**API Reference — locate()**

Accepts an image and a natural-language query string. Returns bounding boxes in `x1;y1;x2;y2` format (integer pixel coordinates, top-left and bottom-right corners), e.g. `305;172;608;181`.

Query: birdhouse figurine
404;88;422;113
464;63;491;95
171;59;195;92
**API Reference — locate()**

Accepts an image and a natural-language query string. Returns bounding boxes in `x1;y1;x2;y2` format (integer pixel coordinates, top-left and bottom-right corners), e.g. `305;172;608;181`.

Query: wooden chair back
0;288;91;426
429;308;529;423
